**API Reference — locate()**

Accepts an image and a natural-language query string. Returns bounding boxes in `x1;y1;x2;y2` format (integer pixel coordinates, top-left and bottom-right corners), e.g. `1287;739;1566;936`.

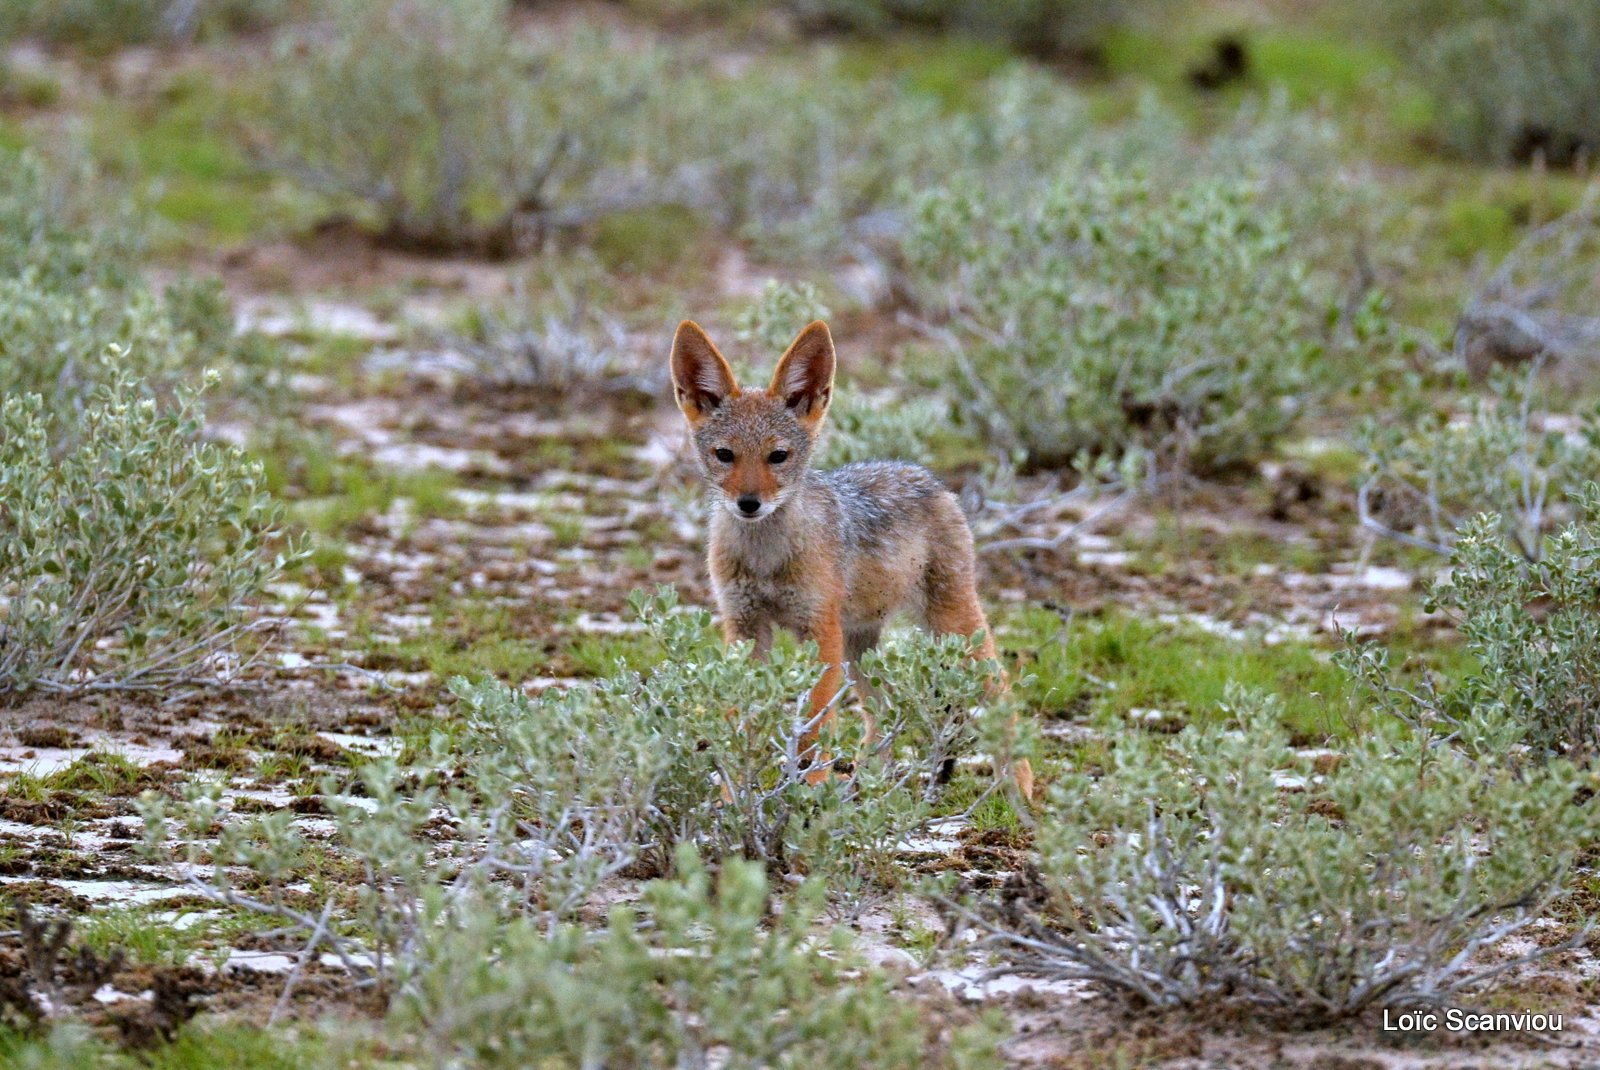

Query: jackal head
669;319;835;522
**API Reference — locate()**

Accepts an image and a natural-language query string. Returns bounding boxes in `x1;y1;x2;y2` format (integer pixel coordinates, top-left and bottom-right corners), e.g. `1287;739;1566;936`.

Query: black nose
737;496;761;515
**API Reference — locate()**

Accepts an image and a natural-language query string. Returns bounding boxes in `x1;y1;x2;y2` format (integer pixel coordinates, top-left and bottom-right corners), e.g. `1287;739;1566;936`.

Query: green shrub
0;275;233;422
143;587;1017;989
960;688;1591;1017
449;264;640;391
0;362;294;696
259;0;653;255
0;147;283;428
639;62;959;256
734;279;833;355
399;849;1004;1070
0;149;143;293
1358;366;1599;560
1376;0;1600;165
1351;487;1600;757
612;588;1013;879
905;170;1368;473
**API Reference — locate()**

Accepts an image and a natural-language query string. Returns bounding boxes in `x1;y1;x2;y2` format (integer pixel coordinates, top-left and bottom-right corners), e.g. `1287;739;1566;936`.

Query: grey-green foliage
261;0;655;254
641;63;956;256
1352;487;1600;757
0;149;143;292
398;848;1004;1070
967;689;1591;1017
639;64;1127;259
906;170;1373;473
0;149;262;425
1358;365;1600;560
450;263;641;391
621;587;1012;881
1385;0;1600;165
145;586;1011;968
0;274;234;423
822;394;965;469
0;362;294;696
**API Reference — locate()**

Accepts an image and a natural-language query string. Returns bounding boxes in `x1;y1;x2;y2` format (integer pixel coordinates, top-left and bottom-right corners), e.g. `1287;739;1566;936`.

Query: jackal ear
671;320;738;426
768;320;835;429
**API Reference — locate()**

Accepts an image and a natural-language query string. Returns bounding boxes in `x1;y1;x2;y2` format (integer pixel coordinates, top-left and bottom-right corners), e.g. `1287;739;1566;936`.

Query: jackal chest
708;529;828;632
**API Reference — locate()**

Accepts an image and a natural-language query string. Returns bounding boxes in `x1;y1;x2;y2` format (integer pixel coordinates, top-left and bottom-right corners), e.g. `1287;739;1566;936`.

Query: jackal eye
768;449;789;464
714;448;735;463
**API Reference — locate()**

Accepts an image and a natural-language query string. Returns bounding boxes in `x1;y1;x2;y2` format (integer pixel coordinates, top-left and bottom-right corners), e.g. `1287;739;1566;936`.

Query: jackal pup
670;319;1031;797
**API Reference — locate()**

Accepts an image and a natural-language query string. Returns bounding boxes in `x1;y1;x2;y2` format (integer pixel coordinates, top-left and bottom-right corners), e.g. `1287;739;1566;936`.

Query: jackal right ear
670;320;738;426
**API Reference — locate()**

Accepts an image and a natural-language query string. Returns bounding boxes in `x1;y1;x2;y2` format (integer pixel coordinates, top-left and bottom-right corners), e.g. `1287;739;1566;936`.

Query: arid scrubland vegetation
5;0;1600;1066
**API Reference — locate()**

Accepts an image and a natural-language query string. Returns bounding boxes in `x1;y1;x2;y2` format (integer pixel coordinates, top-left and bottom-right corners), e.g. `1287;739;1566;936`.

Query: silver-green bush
1380;0;1600;165
959;689;1591;1017
143;586;1016;978
0;363;294;696
398;848;1003;1070
0;149;143;292
617;587;1012;879
448;265;641;392
1358;366;1599;560
1352;487;1600;757
0;275;230;423
259;0;654;254
905;170;1367;473
0;148;263;425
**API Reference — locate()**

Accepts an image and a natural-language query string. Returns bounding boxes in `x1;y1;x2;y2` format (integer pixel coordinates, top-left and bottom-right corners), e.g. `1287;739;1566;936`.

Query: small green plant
733;279;832;355
0;275;225;425
958;688;1592;1018
0;148;143;293
618;588;1018;884
0;362;298;696
906;169;1372;474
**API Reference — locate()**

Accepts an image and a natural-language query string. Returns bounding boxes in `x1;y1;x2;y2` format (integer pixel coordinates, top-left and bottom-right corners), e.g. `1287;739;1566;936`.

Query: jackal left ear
769;320;835;428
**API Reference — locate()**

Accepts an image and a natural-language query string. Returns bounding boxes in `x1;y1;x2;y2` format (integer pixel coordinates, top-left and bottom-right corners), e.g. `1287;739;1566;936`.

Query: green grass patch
77;905;209;967
41;752;159;795
360;595;545;681
85;71;315;248
559;629;660;678
256;433;466;536
1006;607;1357;739
833;35;1019;112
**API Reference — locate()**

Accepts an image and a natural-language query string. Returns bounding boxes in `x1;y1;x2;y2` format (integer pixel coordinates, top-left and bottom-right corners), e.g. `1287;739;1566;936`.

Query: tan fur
670;319;1032;799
